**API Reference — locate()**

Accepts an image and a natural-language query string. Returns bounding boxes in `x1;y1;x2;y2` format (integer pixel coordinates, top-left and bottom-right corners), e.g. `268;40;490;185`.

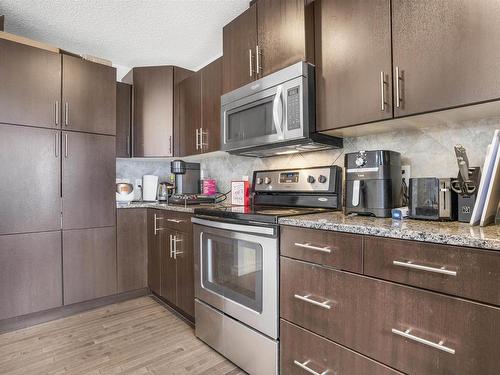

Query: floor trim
0;288;150;333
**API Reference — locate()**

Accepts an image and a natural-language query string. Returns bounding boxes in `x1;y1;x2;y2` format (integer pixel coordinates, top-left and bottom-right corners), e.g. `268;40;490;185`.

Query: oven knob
318;175;327;183
264;177;272;184
307;176;315;183
256;177;263;185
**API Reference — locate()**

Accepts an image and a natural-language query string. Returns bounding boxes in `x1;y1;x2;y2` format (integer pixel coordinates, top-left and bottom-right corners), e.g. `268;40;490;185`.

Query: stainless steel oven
193;217;279;375
221;62;342;157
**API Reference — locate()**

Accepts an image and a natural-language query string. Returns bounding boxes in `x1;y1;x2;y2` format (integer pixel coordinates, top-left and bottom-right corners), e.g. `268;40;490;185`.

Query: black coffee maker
345;150;402;218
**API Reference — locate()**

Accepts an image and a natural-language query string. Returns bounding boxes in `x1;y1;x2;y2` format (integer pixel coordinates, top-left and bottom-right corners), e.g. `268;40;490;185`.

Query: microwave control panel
287;86;301;130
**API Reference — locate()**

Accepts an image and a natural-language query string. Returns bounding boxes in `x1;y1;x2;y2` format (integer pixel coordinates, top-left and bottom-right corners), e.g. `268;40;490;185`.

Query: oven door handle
192;217;275;236
272;85;284;139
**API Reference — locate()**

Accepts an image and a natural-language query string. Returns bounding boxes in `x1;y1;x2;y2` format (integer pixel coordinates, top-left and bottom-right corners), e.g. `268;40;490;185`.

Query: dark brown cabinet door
315;0;392;130
62;131;116;230
177;71;201;157
0;124;61;235
392;0;500;117
0;231;62;320
133;66;174;157
175;230;194;318
117;209;148;293
62;54;116;135
161;228;177;305
201;57;222;154
173;67;194;156
256;0;314;78
222;4;257;94
116;82;132;157
148;210;162;295
280;320;402;375
63;227;117;305
0;39;61;129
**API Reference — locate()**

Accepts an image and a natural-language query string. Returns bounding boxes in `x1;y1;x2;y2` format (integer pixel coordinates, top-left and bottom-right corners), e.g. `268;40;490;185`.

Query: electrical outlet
401;165;411;182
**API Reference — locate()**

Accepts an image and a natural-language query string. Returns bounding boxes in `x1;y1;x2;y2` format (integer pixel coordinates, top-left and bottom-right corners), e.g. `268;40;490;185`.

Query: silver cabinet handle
294;242;332;253
392;328;455;354
64;102;69;126
168;135;172;155
54;132;59;158
195;128;200;150
55;100;59;126
127;135;130;156
294;294;331;310
154;213;164;235
395;66;402;108
167;218;184;224
249;49;254;77
294;360;329;375
256;45;262;75
169;234;174;258
380;71;387;111
64;133;68;157
392;260;457;276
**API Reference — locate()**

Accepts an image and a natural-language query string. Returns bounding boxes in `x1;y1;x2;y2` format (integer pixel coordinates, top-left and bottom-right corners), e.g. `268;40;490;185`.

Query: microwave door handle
272;85;284;139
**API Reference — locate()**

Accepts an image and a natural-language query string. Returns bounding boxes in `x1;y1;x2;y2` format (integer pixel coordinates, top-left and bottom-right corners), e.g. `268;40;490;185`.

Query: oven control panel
253;166;341;193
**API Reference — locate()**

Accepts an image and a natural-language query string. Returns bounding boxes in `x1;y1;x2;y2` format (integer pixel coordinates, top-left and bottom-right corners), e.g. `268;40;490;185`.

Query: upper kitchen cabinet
133;66;192;157
256;0;314;77
177;58;222;157
200;57;222;153
62;54;116;135
392;0;500;117
222;4;257;94
222;1;313;94
0;38;61;129
116;82;132;157
177;71;201;157
315;0;392;131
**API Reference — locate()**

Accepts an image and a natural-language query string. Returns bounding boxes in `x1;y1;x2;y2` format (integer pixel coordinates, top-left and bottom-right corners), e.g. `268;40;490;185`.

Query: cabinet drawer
280;257;500;374
280;319;402;375
364;237;500;306
152;210;192;233
280;226;362;272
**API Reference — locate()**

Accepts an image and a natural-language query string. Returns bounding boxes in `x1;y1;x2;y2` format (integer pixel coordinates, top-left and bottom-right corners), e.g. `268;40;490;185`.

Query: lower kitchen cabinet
280;256;500;374
117;209;148;293
63;227;117;305
0;231;62;320
148;209;194;318
280;319;402;375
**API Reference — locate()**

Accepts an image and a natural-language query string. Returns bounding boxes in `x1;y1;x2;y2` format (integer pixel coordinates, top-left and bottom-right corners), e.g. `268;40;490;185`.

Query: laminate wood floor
0;296;245;375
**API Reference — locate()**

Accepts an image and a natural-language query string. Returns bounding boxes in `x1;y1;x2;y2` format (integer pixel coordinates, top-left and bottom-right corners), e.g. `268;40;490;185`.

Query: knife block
457;167;481;223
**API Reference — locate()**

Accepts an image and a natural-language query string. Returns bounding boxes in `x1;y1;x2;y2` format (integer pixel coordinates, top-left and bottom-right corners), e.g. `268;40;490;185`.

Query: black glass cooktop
193;205;329;224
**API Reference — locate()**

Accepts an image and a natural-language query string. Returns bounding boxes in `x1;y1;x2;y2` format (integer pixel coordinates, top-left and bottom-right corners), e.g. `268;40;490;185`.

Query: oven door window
226;96;276;143
201;233;263;313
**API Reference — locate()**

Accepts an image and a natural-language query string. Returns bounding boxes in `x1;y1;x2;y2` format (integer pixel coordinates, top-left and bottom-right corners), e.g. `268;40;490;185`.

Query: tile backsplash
117;117;499;194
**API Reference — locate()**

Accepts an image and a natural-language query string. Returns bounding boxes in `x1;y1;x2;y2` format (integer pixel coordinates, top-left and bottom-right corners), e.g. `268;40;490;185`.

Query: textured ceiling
0;0;248;72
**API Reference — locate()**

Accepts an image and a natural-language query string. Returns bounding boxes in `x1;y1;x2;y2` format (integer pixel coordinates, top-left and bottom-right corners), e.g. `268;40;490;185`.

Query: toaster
408;178;458;221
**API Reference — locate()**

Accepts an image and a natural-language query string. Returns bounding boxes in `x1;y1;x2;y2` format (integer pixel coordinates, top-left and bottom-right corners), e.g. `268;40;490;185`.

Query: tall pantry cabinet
0;37;117;322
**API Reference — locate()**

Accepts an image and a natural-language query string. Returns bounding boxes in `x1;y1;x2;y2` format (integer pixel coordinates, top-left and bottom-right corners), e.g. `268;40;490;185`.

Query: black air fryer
345;150;402;218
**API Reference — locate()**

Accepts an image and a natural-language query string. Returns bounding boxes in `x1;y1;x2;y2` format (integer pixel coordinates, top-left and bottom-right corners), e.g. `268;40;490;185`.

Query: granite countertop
116;201;222;213
279;212;500;251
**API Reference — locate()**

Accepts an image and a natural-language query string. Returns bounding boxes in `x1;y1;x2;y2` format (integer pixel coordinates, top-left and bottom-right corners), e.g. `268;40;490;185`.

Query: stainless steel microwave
220;62;342;157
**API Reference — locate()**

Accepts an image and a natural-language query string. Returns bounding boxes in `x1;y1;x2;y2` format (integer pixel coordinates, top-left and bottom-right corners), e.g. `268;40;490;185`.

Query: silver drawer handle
294;294;331;310
294;359;329;375
392;260;457;276
167;218;184;223
392;328;455;355
294;242;332;253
